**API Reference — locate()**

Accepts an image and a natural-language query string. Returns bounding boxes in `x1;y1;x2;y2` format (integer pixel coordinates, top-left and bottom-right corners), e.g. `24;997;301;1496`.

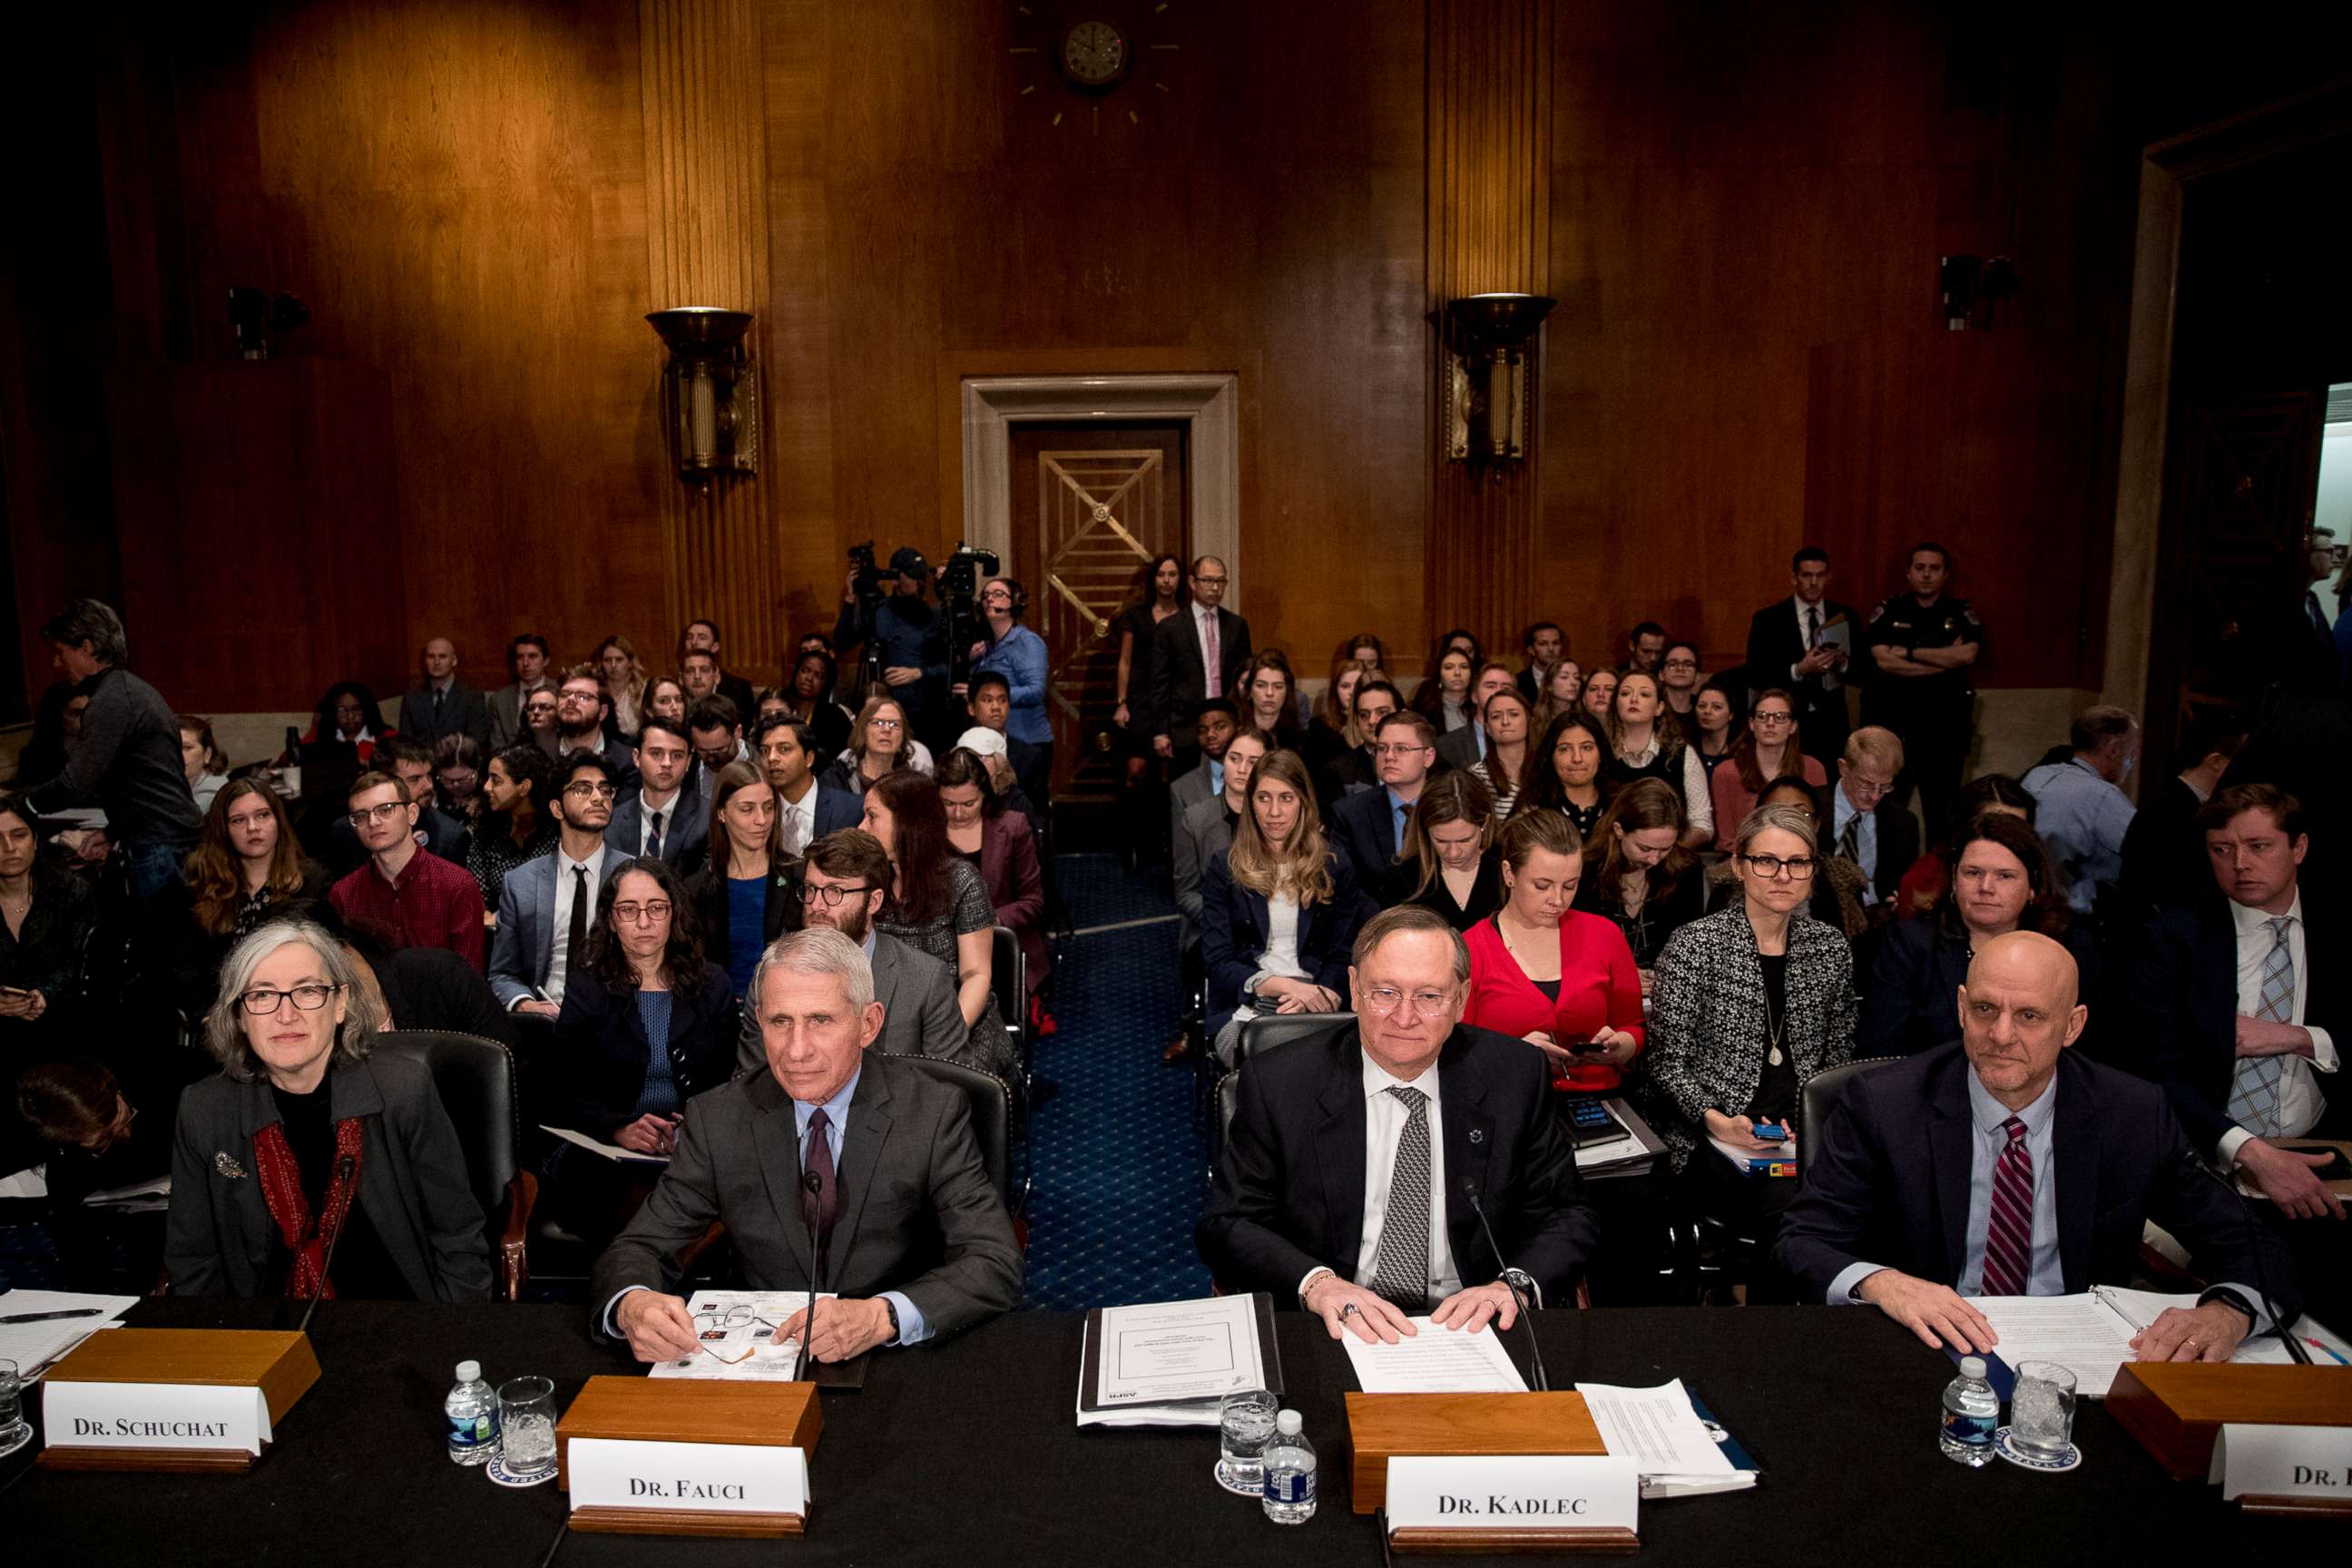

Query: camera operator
960;577;1052;788
836;546;951;750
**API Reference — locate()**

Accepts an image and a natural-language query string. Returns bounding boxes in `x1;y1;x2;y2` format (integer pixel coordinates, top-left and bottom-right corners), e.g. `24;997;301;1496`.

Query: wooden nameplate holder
1346;1391;1635;1553
37;1328;319;1474
556;1377;822;1538
2108;1362;2352;1515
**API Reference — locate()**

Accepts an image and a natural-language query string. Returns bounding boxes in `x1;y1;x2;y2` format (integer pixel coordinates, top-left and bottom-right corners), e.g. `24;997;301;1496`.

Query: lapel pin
214;1152;249;1181
1468;1128;1485;1145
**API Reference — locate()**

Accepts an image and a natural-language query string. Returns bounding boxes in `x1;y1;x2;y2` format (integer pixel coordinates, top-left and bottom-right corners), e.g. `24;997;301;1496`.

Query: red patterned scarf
251;1117;368;1299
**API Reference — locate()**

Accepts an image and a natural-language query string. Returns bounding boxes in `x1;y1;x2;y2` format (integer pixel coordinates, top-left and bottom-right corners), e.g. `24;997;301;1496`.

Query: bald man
1778;931;2298;1363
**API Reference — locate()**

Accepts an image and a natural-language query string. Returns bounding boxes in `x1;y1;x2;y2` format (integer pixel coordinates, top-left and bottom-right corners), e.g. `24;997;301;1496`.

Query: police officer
1861;541;1984;829
836;546;951;752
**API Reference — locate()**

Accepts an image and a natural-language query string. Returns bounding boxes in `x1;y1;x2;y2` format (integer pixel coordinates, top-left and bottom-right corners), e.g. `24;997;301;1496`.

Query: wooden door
1007;422;1190;807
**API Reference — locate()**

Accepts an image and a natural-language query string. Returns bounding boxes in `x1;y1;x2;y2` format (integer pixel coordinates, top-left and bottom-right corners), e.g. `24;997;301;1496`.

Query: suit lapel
2052;1063;2098;1293
230;1080;282;1270
746;1073;815;1275
1438;1033;1492;1279
1926;1064;1974;1284
831;1064;895;1275
1313;1041;1367;1272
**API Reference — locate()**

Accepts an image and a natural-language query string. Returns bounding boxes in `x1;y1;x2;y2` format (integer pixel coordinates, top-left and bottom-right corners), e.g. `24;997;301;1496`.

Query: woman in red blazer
1462;808;1644;1094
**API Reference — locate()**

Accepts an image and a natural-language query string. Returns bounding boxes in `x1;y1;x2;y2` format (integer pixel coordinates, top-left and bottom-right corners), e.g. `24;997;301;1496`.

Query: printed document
1343;1317;1528;1394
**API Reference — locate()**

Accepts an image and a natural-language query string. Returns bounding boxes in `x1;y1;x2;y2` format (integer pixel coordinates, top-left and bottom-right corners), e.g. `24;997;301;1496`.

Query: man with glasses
325;737;465;873
553;666;630;774
1197;906;1596;1342
1746;545;1857;762
489;753;624;1015
1149;554;1252;770
1828;726;1918;908
328;770;486;971
1329;711;1438;913
731;829;964;1073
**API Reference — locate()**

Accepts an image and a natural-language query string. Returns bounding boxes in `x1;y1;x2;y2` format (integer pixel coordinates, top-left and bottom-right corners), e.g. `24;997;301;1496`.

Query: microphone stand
1460;1179;1550;1392
296;1154;357;1339
797;1170;826;1381
2207;1150;2311;1364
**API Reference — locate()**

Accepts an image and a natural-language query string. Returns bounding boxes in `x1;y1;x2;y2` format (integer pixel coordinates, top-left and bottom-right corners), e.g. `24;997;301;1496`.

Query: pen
0;1308;103;1325
2304;1338;2350;1367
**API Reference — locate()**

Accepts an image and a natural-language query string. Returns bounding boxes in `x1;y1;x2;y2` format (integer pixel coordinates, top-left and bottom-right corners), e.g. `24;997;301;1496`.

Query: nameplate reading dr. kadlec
568;1437;809;1518
44;1381;272;1456
1385;1455;1640;1534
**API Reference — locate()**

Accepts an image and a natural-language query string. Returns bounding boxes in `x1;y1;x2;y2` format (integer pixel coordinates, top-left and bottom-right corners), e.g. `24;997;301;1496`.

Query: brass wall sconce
1443;293;1553;462
647;307;759;478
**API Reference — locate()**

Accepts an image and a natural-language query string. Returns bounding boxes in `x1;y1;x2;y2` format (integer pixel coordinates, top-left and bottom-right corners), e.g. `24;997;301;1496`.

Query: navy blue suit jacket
1327;786;1406;912
605;789;710;877
1199;849;1363;1023
553;962;740;1140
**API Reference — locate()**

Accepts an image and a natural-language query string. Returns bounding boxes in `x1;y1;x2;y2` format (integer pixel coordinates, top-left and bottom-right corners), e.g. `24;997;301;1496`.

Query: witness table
11;1298;2334;1565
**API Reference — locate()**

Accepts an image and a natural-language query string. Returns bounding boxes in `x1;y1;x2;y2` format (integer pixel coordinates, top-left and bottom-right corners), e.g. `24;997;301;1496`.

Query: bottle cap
456;1359;482;1383
1958;1356;1986;1379
1276;1409;1303;1436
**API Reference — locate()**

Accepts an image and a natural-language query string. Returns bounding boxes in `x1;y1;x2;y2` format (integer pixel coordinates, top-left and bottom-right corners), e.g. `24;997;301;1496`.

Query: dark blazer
1743;597;1859;759
683;860;796;981
1149;606;1252;740
1406;851;1505;933
1863;918;2100;1060
487;681;553;752
2115;775;2215;919
2132;897;2345;1153
376;946;518;1047
1828;791;1921;904
1314;742;1378;807
1435;723;1483;775
1328;785;1408;910
807;780;867;839
591;1054;1023;1341
1776;1044;2300;1320
605;788;710;877
1197;1023;1598;1305
554;962;740;1140
1170;755;1220;844
731;931;965;1078
399;681;493;752
1200;848;1364;1024
163;1055;493;1302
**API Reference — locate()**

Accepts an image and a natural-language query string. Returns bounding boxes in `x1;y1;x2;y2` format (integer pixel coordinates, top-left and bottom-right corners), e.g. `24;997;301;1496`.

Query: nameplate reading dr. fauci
1386;1455;1640;1535
568;1437;809;1518
44;1381;272;1457
2209;1424;2352;1503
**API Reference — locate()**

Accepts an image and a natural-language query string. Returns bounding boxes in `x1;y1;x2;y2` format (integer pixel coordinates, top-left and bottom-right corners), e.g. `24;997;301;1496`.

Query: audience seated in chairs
325;736;466;875
860;770;1010;1082
1892;772;2034;920
938;748;1049;1003
1399;770;1504;931
157;779;330;1015
1463;808;1645;1096
1200;749;1363;1067
1688;678;1741;785
275;897;516;1047
1642;801;1857;1300
164;919;492;1301
1573;778;1707;982
328;769;486;972
681;760;793;1003
1600;670;1713;851
1708;687;1826;851
1518;712;1611;839
1469;687;1536;819
1864;812;2095;1058
488;751;625;1020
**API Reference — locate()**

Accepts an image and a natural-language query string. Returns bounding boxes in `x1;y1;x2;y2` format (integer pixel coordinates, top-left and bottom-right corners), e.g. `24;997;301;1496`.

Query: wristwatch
2195;1287;2256;1328
880;1296;902;1342
1500;1268;1544;1310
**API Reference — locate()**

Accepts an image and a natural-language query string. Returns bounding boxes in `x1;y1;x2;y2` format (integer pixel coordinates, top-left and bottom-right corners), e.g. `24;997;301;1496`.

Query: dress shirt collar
430;676;454;695
639;788;678;820
1965;1064;2057;1140
1197;602;1217;629
792;1066;862;1142
1791;593;1826;623
1361;1049;1443;1101
2230;887;2302;940
861;929;877;964
560;843;605;879
1208;758;1224;796
1833;780;1865;832
2180;772;2211;804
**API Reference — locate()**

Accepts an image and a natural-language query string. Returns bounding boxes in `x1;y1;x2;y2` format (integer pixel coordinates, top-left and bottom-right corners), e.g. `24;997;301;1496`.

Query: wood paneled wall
10;0;2298;719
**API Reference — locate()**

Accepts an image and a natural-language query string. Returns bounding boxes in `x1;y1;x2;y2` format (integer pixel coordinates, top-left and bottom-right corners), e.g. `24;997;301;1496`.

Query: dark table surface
10;1298;2334;1565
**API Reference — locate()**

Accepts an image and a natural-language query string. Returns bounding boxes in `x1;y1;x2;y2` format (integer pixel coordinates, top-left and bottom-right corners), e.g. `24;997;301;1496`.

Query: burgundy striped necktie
1980;1116;2033;1297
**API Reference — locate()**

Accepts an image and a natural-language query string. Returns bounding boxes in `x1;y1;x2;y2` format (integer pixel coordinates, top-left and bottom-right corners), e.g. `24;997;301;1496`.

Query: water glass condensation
497;1376;558;1477
0;1358;25;1435
1219;1388;1280;1493
2010;1361;2078;1458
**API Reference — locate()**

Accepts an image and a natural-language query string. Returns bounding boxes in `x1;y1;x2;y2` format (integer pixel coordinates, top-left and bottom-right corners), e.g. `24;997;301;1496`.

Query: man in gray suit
597;926;1022;1362
490;751;625;1015
400;636;493;752
1165;730;1265;1065
486;632;555;751
731;830;965;1074
1168;700;1240;847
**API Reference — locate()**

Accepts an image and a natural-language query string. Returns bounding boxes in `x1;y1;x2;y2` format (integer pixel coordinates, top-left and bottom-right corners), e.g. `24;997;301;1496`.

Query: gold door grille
1036;449;1172;802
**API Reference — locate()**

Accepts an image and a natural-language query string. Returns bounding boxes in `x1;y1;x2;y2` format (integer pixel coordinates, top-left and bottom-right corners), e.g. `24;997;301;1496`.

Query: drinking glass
497;1376;558;1478
0;1359;28;1458
1217;1387;1280;1495
2009;1360;2078;1458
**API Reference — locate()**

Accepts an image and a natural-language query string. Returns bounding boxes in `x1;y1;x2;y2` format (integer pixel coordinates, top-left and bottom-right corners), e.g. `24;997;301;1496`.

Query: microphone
1460;1178;1550;1392
798;1168;827;1380
2200;1146;2311;1365
296;1154;357;1339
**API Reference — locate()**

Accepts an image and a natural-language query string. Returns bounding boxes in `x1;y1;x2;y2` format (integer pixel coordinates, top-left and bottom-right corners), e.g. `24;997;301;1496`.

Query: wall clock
1057;19;1129;93
1009;3;1183;132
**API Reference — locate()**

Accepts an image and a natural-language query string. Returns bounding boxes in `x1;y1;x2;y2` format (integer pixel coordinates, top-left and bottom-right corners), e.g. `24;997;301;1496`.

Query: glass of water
1216;1387;1280;1495
0;1359;28;1459
497;1376;558;1478
2010;1360;2078;1459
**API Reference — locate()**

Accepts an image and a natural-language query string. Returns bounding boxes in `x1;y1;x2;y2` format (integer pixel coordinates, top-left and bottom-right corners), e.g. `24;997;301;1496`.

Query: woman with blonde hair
1200;750;1362;1063
595;635;651;737
1303;654;1376;781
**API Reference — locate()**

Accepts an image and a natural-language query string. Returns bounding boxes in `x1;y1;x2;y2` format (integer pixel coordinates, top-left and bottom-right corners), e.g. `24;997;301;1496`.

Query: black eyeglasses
799;883;872;906
1740;853;1818;879
239;983;345;1014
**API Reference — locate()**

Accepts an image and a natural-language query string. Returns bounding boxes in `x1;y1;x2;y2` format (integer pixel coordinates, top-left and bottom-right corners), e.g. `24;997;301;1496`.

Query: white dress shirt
544;843;609;1004
1195;603;1222;696
777;779;818;857
1831;782;1878;906
637;789;681;858
1351;1054;1461;1301
1790;594;1839;690
2217;890;2337;1167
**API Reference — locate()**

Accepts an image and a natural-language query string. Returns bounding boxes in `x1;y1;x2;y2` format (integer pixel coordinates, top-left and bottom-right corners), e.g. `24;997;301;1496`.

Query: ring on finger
1339;1301;1360;1319
2181;1338;2201;1357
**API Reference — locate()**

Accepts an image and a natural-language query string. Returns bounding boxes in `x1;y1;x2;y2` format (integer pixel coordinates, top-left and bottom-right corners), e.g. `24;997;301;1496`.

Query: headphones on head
989;579;1028;619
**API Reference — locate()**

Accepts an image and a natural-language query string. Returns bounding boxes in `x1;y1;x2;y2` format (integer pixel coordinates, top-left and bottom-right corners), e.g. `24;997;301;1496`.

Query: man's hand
1430;1280;1518;1335
1855;1269;1997;1353
514;998;559;1018
779;1298;896;1362
614;1114;680;1157
883;666;922;688
615;1289;701;1363
843;570;862;604
2131;1299;2250;1364
1305;1272;1417;1346
2234;1015;2314;1059
2237;1138;2347;1220
1114;701;1130;727
0;989;40;1020
1796;645;1838;677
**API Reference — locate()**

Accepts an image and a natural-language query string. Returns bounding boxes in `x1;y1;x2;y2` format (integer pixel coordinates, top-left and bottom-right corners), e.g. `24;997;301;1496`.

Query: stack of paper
1342;1318;1529;1393
646;1289;829;1380
1075;1294;1281;1427
1964;1288;2352;1396
1582;1379;1759;1498
0;1166;45;1200
0;1289;138;1381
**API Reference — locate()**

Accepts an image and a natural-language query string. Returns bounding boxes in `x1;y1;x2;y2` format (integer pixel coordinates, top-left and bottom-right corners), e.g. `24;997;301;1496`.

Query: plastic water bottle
446;1359;499;1465
1939;1356;1998;1466
1262;1408;1317;1524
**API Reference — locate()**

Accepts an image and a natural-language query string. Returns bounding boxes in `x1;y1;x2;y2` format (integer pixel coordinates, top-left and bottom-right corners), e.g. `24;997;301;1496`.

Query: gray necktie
779;802;805;858
2227;917;2298;1138
1369;1086;1433;1310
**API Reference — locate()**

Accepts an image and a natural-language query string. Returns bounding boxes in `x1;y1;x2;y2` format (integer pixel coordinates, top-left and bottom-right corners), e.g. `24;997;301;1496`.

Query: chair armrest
500;1171;538;1302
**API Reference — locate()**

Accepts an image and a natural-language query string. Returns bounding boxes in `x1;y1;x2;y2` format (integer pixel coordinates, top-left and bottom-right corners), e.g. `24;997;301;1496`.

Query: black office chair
1214;1070;1241;1170
372;1029;534;1301
989;926;1028;1090
1234;1012;1356;1064
878;1052;1014;1216
1800;1055;1903;1147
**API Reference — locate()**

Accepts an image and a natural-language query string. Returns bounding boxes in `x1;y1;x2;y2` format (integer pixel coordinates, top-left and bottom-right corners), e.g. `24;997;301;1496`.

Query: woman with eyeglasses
1708;687;1828;852
826;693;933;796
521;686;563;757
164;919;491;1301
1642;803;1856;1293
1399;770;1504;932
1463;809;1644;1096
683;761;793;1001
1708;775;1869;942
1656;642;1705;738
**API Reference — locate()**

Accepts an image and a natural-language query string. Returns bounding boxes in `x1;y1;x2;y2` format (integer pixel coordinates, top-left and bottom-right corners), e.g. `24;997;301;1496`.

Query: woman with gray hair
163;921;490;1301
1641;802;1856;1301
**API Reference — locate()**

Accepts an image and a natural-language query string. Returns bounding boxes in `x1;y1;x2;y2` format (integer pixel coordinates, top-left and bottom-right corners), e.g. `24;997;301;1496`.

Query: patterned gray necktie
2227;916;2297;1138
1369;1086;1433;1310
